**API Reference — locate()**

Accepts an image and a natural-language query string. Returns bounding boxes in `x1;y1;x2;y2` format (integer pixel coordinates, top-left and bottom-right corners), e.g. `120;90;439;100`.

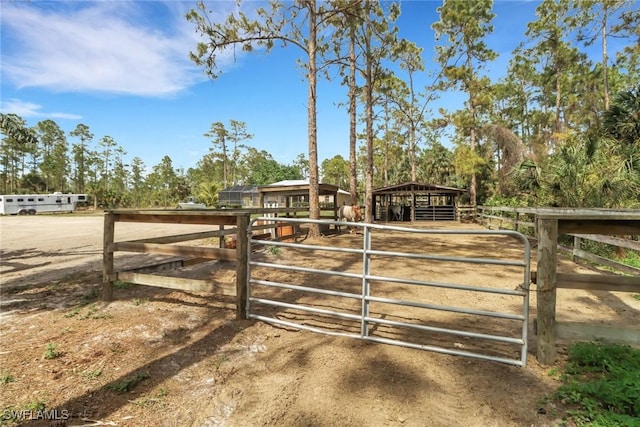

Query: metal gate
246;217;531;366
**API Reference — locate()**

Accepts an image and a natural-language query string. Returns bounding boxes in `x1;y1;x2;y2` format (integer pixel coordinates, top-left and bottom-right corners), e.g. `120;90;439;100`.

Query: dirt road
1;213;216;289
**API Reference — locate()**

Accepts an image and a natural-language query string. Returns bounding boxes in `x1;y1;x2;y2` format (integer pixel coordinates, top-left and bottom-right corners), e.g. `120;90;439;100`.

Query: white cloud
0;1;235;97
0;98;82;120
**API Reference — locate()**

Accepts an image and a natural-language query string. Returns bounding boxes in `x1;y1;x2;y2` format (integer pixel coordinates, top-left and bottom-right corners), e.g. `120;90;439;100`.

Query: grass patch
114;281;133;290
0;371;15;385
81;364;103;380
132;298;147;306
267;245;281;255
74;303;112;320
79;287;100;305
548;342;640;426
633;295;640;301
64;307;81;318
105;371;150;394
131;388;168;408
43;343;61;360
619;250;640;269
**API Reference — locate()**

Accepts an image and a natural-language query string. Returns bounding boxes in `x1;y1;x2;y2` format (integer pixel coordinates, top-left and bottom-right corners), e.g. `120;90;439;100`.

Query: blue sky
0;0;630;174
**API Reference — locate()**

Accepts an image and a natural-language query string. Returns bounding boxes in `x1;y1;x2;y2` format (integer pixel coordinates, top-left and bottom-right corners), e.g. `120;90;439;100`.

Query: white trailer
0;193;88;215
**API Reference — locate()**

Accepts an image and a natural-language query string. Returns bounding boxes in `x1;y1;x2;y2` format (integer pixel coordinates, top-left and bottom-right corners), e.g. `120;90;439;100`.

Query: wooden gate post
103;211;115;301
235;213;249;320
536;217;558;365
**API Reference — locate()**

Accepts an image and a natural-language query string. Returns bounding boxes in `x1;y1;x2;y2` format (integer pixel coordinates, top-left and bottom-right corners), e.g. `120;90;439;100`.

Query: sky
0;0;631;174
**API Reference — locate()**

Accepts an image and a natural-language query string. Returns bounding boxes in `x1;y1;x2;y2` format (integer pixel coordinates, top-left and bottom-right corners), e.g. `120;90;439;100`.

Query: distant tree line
0;115;307;208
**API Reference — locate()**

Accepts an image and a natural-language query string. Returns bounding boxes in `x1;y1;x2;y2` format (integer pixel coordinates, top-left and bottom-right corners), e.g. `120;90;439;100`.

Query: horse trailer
0;193;88;215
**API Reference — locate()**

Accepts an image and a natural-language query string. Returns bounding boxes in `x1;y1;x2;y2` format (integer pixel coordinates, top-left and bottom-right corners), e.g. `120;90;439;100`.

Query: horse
390;204;404;221
338;204;362;233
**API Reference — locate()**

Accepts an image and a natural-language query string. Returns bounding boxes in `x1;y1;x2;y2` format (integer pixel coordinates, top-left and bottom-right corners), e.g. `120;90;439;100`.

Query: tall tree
187;1;353;236
321;154;349;188
204;122;231;188
570;0;635;110
391;38;426;182
35;120;68;192
432;0;497;206
69;124;93;193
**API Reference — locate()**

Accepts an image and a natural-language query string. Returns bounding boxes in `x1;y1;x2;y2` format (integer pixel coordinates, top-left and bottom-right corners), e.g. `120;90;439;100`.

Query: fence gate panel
246;217;531;366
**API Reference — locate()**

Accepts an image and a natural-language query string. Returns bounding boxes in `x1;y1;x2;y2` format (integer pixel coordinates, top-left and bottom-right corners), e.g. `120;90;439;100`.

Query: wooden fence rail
478;206;640;275
103;208;312;319
478;206;640;364
103;210;253;318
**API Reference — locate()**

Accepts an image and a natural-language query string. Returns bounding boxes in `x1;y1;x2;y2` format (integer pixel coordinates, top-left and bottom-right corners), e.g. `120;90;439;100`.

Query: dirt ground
1;213;638;427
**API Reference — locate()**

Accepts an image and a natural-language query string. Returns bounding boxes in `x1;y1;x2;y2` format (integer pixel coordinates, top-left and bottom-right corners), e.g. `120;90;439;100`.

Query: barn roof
373;181;467;195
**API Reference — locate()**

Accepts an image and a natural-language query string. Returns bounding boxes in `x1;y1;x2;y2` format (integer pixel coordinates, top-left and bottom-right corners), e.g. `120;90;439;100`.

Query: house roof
258;179;341;196
373;181;467;195
219;185;259;194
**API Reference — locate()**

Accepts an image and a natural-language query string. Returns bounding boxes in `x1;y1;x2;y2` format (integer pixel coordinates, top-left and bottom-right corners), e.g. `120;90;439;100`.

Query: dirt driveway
1;213;638;426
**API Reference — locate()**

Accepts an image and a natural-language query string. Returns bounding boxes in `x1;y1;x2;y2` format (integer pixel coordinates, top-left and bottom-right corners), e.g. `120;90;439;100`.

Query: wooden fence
103;206;640;365
477;206;640;275
102;208;309;319
477;206;640;364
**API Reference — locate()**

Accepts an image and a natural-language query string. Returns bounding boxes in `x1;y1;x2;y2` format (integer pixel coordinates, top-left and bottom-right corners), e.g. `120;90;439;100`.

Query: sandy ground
0;213;638;427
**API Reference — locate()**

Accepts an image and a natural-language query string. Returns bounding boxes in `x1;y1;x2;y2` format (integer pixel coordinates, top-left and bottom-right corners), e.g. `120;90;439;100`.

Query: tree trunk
602;12;609;110
307;2;320;237
467;51;477;207
349;28;358;205
364;11;374;223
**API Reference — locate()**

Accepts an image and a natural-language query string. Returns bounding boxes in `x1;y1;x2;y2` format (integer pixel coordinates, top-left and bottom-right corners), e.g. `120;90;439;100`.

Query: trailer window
5;198;13;202
56;198;62;203
78;195;86;200
38;198;44;201
28;198;35;202
17;198;24;202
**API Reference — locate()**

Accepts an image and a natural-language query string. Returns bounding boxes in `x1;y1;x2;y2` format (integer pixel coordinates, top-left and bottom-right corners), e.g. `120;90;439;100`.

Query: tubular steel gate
246;217;531;366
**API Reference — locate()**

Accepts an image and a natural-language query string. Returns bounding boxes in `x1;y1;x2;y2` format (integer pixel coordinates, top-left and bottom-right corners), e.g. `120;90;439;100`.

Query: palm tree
603;85;640;147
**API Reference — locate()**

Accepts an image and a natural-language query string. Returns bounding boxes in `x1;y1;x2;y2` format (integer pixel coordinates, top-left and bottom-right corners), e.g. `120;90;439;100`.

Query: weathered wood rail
478;206;640;363
102;208;307;319
478;206;640;275
103;210;251;318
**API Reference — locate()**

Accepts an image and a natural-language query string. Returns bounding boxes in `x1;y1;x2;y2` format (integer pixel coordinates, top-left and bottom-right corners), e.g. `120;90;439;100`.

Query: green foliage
105;371;150;394
267;245;281;256
549;342;640;426
43;343;61;360
81;365;103;380
0;371;15;385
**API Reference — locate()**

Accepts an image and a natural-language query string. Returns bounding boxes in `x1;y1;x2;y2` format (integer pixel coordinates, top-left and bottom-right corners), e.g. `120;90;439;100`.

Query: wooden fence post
235;213;249;320
573;235;581;263
219;225;225;248
103;211;115;301
537;217;558;365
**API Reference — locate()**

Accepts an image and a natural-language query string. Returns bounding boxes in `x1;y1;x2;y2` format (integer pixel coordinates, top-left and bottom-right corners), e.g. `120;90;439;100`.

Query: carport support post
235;213;250;319
536;217;558;365
102;211;115;301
